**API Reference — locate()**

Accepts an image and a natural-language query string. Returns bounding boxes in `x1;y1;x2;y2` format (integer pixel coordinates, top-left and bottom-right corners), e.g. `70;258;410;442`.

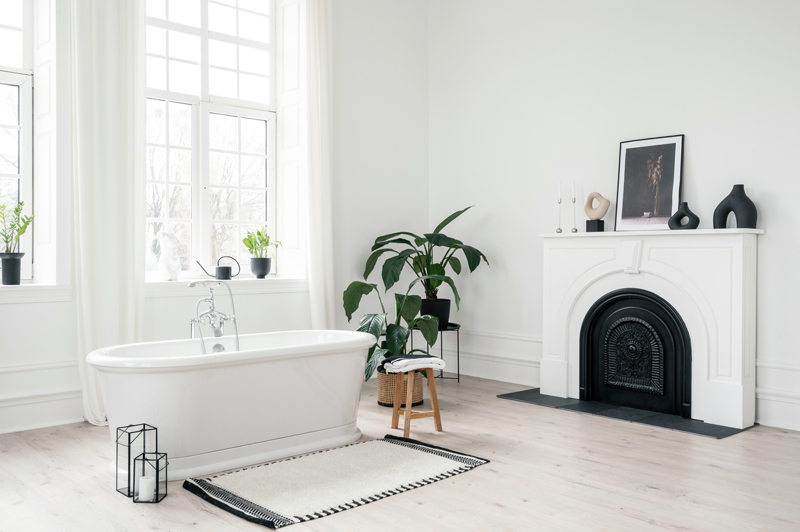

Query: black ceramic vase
713;185;757;229
668;202;700;230
420;298;451;330
0;252;24;285
250;257;272;279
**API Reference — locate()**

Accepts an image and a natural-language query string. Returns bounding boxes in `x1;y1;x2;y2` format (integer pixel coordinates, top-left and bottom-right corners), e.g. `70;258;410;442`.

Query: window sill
144;277;309;298
0;284;74;304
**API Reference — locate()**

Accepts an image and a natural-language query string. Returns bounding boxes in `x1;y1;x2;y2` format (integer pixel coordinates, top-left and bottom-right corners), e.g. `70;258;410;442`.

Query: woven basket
377;370;423;408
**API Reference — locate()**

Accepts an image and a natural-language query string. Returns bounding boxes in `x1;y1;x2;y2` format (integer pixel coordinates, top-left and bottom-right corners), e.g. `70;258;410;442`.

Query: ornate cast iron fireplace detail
580;289;691;418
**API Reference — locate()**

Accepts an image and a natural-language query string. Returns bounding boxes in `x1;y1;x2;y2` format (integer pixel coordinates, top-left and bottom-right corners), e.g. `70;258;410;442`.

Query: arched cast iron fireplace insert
579;288;692;418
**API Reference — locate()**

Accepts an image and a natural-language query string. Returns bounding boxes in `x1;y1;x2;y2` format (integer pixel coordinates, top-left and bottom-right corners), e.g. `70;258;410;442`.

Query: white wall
427;0;800;429
330;0;430;330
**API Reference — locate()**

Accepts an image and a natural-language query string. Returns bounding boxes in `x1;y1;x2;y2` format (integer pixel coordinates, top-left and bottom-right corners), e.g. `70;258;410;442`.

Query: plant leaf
363;248;394;280
446;255;462;275
386;323;411;355
374;231;424;246
461;245;490;272
357;313;386;341
427;263;445;290
370;238;415;252
433;206;474;234
408;275;461;310
424;232;462;248
410;315;439;346
342;281;377;322
365;347;389;381
395;293;421;325
380;249;416;292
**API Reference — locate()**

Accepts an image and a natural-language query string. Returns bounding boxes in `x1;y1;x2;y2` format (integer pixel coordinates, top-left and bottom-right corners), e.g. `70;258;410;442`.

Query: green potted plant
362;206;488;329
243;227;281;279
343;275;456;406
0;202;34;286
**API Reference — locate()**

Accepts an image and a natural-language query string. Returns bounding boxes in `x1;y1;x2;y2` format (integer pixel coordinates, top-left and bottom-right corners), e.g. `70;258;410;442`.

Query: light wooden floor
1;375;799;532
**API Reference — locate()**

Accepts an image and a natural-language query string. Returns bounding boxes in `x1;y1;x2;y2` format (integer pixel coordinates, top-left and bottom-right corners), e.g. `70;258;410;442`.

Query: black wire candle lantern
115;424;158;497
133;452;169;503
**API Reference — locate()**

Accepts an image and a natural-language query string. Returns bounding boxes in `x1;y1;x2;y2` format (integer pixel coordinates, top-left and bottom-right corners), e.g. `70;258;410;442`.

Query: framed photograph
615;135;684;231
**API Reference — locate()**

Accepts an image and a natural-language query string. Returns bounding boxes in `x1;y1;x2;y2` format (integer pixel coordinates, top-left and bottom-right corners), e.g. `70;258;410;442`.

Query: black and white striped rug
183;435;489;529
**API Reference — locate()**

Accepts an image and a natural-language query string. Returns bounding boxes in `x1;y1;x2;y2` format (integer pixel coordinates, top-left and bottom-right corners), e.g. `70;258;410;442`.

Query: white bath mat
183;435;489;529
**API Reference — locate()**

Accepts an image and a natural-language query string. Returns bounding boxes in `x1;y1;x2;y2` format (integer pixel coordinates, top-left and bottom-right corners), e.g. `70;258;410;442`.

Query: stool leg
403;371;415;438
426;368;443;432
391;372;404;429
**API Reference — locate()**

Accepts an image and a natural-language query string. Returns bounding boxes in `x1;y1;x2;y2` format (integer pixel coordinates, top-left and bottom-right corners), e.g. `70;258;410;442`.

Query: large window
145;0;275;277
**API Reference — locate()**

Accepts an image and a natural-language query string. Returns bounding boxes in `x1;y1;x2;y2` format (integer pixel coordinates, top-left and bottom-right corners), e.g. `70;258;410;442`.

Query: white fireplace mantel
540;228;764;429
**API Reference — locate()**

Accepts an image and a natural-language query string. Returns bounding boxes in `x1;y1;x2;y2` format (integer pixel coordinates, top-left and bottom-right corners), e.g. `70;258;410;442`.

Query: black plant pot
713;184;757;229
0;252;24;285
250;257;272;279
420;298;451;330
668;202;700;230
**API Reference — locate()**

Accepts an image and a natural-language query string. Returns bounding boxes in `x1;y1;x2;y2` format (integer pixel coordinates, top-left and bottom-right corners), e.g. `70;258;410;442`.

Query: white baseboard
755;360;800;431
0;389;84;435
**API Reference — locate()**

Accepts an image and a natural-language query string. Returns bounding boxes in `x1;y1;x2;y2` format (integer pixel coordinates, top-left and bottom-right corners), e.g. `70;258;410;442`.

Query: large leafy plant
364;206;489;301
242;227;281;259
344;275;457;381
0;202;34;254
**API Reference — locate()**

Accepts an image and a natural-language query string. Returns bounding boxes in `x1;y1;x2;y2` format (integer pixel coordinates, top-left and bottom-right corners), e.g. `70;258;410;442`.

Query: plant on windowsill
343;275;453;407
362;206;489;329
0;201;34;286
243;227;281;279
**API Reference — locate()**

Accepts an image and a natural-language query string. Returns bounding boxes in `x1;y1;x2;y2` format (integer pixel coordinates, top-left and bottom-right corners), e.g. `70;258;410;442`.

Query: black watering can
197;256;241;280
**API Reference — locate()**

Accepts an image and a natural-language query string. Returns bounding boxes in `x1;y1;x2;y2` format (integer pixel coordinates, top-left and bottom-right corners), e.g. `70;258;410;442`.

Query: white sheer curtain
71;0;146;425
306;0;337;330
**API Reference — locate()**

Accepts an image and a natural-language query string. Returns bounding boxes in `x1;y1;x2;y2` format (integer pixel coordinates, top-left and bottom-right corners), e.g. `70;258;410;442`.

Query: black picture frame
614;135;684;231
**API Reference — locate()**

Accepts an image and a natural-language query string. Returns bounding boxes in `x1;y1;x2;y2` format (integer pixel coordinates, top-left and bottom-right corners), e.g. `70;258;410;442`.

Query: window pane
209;3;236;36
2;0;24;27
145;220;165;271
169;148;191;182
239;46;268;76
210;188;237;220
168;60;200;95
168;102;192;147
168;184;192;219
146;26;166;56
0;84;19;126
0;177;18;207
146;99;166;144
146;0;166;19
240;190;266;222
239;74;269;103
168;0;200;27
168;222;192;270
146;183;166;218
209;39;236;69
240;156;265;187
209;68;237;99
168;31;200;63
0;128;19;174
238;12;268;43
240;118;266;154
146;147;166;181
0;28;24;69
210;223;237;264
239;0;269;15
146;56;167;90
208;114;238;151
209;152;237;185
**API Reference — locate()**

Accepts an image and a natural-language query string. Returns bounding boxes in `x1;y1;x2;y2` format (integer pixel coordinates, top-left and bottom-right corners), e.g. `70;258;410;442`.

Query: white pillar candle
138;476;156;502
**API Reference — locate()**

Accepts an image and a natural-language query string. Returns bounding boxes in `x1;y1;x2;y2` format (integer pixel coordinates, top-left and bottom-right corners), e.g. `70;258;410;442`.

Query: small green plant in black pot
243;227;281;279
0;201;34;285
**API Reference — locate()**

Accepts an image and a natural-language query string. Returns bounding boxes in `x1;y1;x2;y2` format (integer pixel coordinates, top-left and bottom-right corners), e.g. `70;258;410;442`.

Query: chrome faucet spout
188;280;239;353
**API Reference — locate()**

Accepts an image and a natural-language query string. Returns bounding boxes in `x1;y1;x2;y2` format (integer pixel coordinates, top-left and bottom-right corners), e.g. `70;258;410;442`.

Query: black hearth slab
496;388;756;439
496;388;582;408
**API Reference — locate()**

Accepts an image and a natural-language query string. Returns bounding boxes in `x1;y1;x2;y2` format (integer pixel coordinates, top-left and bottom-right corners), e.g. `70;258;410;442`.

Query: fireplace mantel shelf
540;228;765;238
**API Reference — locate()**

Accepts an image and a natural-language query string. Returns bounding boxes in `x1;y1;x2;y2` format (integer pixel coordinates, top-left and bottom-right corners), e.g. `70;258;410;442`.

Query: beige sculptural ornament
584;192;610;220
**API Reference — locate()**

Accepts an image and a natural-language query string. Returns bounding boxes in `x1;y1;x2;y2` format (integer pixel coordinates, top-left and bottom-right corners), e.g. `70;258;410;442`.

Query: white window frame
0;70;34;280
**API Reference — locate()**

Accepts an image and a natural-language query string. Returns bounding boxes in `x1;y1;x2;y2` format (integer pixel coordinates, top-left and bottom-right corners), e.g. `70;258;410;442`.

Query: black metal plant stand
410;322;461;382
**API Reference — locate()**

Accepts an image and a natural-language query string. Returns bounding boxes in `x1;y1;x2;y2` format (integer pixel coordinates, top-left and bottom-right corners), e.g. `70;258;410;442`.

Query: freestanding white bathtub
86;330;375;480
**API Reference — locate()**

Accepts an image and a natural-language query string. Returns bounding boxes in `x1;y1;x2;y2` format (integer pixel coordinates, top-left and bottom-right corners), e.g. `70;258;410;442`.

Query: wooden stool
390;368;443;438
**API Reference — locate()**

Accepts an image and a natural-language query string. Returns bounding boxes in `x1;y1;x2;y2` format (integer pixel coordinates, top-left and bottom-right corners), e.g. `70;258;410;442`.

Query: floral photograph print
615;135;684;231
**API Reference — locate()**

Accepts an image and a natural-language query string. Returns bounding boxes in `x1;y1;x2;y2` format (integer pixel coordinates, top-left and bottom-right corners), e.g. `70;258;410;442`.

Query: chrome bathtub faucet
188;280;240;354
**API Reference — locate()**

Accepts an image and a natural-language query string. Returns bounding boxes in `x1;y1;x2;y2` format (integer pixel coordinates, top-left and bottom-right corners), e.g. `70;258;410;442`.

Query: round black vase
668;202;700;230
0;252;24;285
713;184;757;229
420;298;451;330
250;257;272;279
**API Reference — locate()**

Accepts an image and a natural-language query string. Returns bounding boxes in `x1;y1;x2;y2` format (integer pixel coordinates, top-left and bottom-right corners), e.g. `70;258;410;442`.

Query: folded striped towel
382;354;446;374
384;361;446;373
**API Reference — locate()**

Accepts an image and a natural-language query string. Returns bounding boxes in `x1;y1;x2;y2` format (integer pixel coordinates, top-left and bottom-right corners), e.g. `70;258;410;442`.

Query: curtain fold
306;0;337;330
71;0;146;425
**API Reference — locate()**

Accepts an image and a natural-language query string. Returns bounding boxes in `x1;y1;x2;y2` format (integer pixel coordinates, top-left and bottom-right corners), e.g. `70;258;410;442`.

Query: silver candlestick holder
571;197;577;233
556;198;563;233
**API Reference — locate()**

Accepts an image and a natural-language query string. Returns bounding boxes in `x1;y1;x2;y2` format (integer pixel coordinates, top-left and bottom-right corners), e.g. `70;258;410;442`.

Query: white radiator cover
541;229;763;429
